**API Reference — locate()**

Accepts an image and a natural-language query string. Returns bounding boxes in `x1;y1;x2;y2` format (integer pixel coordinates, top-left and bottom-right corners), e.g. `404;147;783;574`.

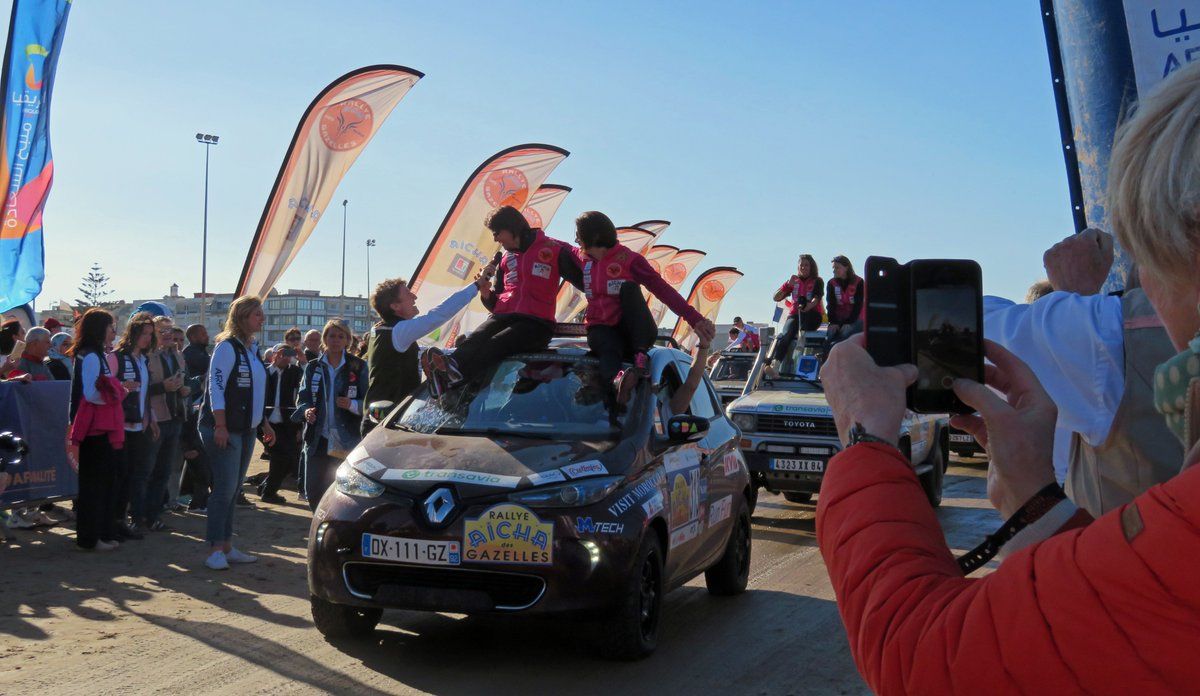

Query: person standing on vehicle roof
725;317;760;352
362;264;496;434
573;211;716;404
767;254;824;367
824;255;863;352
422;205;585;395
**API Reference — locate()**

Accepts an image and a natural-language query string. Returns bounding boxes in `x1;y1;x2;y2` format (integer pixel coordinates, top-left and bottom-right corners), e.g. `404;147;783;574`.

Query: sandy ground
0;450;997;695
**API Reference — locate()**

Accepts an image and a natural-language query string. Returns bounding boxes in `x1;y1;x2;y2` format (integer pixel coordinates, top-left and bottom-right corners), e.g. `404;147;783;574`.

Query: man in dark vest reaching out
362;263;496;434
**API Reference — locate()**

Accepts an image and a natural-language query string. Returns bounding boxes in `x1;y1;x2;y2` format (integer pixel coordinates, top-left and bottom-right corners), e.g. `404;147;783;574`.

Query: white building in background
48;284;375;345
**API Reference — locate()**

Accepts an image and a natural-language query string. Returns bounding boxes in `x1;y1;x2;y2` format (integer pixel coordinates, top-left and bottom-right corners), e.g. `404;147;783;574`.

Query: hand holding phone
864;257;983;414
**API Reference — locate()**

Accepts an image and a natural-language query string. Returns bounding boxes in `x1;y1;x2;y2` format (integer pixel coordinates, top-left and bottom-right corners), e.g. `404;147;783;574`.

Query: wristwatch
846;422;894;448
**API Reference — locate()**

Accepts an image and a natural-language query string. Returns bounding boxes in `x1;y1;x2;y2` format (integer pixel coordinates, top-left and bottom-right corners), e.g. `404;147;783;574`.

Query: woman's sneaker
205;550;230;570
226;547;258;564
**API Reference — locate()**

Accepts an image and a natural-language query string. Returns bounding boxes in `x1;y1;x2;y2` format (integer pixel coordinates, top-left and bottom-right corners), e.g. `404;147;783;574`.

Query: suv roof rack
552;322;588;337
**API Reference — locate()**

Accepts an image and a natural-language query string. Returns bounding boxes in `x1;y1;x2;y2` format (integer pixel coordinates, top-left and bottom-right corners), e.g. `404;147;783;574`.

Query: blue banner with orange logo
0;0;71;313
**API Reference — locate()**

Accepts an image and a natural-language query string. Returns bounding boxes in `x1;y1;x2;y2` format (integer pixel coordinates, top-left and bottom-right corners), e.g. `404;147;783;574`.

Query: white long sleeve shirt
386;284;479;353
80;352;107;405
983;291;1125;482
208;339;266;429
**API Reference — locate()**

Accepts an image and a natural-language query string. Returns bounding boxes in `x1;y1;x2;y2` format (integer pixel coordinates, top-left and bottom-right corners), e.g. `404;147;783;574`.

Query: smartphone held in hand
863;256;984;414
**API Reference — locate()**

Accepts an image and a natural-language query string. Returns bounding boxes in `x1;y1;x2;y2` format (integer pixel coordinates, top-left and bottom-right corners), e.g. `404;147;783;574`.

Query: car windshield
390;353;624;440
711;357;753;382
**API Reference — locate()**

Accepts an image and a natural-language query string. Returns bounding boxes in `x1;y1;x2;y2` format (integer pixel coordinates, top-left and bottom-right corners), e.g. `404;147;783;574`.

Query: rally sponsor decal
664;448;701;474
463;503;553;564
353;457;386;477
767;404;831;415
709;495;733;526
608;470;666;517
525;469;566;486
669;520;702;549
721;452;742;477
669;470;702;529
575;517;625;535
561;460;608;479
382;468;522;488
642;490;665;518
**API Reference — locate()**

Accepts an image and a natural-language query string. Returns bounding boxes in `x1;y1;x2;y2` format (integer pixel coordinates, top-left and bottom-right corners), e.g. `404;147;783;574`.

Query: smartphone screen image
911;262;982;413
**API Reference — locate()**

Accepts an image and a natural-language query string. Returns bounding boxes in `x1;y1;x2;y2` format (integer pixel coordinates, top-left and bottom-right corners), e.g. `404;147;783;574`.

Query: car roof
542;338;688;383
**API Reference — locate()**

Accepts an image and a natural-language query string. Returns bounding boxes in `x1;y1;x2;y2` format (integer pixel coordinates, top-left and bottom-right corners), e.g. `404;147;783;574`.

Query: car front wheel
705;507;751;596
782;492;812;504
599;534;664;660
311;594;382;641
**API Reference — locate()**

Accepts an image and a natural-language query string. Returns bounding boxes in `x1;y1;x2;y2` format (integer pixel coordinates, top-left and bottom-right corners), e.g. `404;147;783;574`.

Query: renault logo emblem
423;488;456;525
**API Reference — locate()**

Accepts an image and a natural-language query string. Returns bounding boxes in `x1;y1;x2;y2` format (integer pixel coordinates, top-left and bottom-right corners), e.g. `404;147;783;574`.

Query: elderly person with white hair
812;61;1200;694
4;327;54;381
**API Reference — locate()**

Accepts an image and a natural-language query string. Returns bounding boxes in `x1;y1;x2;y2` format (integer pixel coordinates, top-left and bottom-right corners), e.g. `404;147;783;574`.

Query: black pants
587;282;659;381
263;420;301;496
112;429;149;528
451;314;554;382
76;434;119;547
771;311;821;363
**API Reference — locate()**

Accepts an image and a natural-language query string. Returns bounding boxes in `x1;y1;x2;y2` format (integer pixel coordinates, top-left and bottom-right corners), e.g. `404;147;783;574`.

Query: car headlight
335;461;384;498
509;476;623;508
731;413;757;432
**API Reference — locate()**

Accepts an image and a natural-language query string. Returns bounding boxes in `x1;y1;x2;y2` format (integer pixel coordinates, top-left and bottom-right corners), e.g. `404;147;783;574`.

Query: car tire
705;507;751;596
599;534;664;661
310;594;382;641
782;492;812;504
919;434;946;508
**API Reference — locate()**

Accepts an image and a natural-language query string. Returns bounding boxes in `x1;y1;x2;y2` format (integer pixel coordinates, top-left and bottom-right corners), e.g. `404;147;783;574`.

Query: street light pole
341;199;348;320
196;133;219;327
366;239;376;301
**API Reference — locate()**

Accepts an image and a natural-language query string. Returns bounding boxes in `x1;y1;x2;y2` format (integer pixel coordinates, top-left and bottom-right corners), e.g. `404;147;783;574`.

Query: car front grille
756;414;839;437
343;562;546;611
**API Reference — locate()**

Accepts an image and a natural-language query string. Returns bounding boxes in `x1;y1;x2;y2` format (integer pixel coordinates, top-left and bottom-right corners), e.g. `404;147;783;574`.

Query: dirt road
0;456;996;695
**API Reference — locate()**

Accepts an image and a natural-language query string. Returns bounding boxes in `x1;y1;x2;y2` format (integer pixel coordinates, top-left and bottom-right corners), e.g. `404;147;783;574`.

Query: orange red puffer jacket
816;442;1200;695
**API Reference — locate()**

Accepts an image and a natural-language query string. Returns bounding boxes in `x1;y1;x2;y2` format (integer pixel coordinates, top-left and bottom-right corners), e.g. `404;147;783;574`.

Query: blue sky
23;1;1071;322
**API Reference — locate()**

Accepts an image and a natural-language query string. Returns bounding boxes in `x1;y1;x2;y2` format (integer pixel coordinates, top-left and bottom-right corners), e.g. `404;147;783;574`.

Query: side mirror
366;400;395;425
667;415;709;443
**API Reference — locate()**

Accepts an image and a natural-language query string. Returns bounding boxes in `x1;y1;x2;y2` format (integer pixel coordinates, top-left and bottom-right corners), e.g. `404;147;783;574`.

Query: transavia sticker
561;460;608;479
575;517;624;535
381;468;522;489
525;469;566;486
463;504;553;565
709;495;733;526
767;404;831;415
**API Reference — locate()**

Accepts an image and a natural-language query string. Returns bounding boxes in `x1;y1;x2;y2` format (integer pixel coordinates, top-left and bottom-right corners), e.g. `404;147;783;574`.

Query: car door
653;362;710;576
682;363;740;566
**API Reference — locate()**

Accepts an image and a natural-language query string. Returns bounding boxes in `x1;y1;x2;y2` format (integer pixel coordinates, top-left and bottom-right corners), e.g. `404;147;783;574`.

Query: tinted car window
711;357;752;382
393;355;623;440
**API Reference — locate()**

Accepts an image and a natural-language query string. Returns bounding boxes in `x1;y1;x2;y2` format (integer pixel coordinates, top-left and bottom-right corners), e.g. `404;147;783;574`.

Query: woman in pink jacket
815;61;1200;694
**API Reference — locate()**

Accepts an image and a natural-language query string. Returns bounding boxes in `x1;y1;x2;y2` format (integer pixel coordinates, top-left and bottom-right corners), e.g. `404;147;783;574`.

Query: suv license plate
772;458;824;473
950;434;973;443
362;533;461;566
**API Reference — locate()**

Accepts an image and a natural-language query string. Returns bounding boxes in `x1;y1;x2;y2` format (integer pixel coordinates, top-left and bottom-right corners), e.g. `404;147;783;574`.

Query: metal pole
366;241;371;299
341;199;347;319
200;143;210;326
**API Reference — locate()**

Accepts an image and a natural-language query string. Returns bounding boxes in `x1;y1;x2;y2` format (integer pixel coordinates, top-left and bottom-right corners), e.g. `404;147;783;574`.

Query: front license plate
772;458;824;473
361;533;461;566
949;434;973;443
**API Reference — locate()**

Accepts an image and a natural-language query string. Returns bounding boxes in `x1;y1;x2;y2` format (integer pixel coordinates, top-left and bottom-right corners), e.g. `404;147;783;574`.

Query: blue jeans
199;424;255;545
143;418;182;524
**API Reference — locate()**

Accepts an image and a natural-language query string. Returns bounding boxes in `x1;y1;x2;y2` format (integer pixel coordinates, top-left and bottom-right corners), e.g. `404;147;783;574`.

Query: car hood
728;389;832;416
345;427;624;497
